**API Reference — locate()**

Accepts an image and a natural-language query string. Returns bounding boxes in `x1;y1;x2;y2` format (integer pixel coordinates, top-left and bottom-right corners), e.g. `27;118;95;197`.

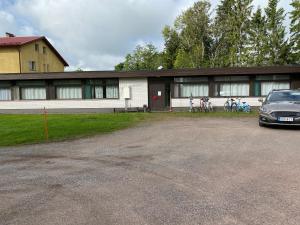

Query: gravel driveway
0;117;300;225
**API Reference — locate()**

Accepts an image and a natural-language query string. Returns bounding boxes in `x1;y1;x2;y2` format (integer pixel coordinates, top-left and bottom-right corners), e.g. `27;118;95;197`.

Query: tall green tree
174;0;212;68
115;44;162;71
265;0;289;65
212;0;253;67
290;0;300;64
247;8;268;66
162;26;180;69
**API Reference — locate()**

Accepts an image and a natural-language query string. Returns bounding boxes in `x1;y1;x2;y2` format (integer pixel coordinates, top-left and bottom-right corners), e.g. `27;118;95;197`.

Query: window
214;76;250;97
215;76;249;82
173;77;209;98
106;86;119;98
43;64;50;72
28;61;36;71
35;44;39;52
47;64;49;72
95;86;104;99
43;46;47;54
92;79;119;99
0;88;11;101
179;84;209;97
174;77;208;82
216;83;250;97
21;87;46;100
56;87;82;99
255;75;291;96
261;82;290;96
256;75;290;81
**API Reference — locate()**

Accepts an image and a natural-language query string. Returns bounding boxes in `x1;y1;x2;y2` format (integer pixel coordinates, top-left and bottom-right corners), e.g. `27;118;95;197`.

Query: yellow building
0;33;68;73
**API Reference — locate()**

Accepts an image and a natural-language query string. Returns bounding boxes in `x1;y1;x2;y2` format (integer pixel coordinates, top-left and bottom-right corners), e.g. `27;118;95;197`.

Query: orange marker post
43;107;49;141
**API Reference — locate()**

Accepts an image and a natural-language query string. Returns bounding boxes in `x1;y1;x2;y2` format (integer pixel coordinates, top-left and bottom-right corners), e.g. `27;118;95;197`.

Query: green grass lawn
0;111;258;147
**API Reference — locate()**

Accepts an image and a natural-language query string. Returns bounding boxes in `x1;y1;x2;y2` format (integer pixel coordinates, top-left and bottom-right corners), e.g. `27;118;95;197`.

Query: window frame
213;76;250;97
35;44;39;52
260;81;291;96
28;61;36;71
255;75;291;97
173;77;209;98
0;87;12;101
214;82;250;97
91;79;120;100
20;86;47;101
55;86;83;100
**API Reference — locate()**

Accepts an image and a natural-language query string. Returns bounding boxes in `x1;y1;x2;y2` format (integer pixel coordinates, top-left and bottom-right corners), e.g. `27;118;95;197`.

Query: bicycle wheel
224;102;230;112
209;103;214;112
231;103;238;112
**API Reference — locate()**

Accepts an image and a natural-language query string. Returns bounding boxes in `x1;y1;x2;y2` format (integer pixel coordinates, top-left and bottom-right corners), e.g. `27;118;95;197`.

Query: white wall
0;78;148;110
172;97;263;108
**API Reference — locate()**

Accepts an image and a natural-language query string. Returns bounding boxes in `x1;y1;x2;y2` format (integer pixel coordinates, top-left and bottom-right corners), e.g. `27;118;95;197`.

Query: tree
174;0;212;68
290;0;300;64
247;8;268;66
115;0;293;70
162;26;180;69
114;63;124;71
212;0;253;67
115;44;162;71
211;0;235;67
174;49;193;69
233;0;254;66
265;0;289;65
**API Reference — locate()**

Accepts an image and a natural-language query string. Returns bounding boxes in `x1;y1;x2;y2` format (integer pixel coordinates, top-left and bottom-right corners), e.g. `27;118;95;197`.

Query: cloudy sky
0;0;292;71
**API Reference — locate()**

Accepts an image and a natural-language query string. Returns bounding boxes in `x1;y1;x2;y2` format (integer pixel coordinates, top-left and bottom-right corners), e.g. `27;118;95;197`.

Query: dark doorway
148;78;171;111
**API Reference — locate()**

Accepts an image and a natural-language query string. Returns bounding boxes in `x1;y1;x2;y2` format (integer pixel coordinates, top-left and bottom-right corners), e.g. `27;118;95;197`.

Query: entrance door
148;78;170;111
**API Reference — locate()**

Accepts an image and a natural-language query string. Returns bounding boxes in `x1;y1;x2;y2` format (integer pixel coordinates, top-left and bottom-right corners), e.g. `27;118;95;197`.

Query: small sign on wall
158;91;162;96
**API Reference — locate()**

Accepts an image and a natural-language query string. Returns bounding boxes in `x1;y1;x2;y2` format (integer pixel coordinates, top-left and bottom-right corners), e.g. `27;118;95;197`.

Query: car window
267;92;300;102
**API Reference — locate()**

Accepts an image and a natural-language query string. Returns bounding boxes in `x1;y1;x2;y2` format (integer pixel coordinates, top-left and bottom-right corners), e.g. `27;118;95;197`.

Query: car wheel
259;121;264;127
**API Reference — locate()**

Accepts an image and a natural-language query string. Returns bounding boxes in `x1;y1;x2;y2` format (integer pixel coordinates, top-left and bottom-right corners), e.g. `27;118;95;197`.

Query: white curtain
261;82;290;96
180;84;209;97
95;86;104;99
0;88;11;101
220;83;249;96
21;87;46;100
106;86;119;99
56;87;82;99
220;84;231;96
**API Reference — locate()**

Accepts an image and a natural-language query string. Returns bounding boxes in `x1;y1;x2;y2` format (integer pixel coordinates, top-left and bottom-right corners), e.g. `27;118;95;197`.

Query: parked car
259;89;300;126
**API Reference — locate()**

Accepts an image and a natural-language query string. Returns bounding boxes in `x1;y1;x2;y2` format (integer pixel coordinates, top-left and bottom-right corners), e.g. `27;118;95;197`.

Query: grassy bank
0;112;257;147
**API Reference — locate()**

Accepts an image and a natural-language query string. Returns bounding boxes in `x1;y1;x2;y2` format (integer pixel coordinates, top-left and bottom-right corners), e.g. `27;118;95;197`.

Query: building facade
0;66;299;112
0;33;68;73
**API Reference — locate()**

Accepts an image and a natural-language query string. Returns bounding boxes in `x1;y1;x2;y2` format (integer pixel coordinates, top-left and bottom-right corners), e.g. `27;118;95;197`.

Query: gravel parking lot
0;117;300;225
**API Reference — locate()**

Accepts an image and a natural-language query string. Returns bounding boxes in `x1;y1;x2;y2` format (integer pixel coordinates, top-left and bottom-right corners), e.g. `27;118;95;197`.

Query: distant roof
0;36;69;66
0;66;299;81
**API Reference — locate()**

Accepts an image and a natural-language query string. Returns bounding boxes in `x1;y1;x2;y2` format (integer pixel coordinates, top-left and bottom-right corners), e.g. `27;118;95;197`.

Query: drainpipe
18;47;22;73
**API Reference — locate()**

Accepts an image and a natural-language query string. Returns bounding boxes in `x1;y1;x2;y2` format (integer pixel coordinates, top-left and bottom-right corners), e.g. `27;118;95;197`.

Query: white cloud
0;0;293;70
9;0;193;70
0;10;16;34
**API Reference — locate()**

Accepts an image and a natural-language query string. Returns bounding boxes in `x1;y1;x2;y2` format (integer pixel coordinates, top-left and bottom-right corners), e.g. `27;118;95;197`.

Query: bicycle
224;98;238;112
189;95;194;112
199;97;213;112
224;98;251;112
235;98;251;112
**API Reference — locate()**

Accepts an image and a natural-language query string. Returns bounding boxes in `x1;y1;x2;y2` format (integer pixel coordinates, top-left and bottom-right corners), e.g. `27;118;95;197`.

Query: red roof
0;36;68;66
0;36;41;46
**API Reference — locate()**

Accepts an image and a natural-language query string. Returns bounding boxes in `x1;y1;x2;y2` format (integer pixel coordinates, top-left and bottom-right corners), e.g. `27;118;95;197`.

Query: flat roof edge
0;66;299;81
